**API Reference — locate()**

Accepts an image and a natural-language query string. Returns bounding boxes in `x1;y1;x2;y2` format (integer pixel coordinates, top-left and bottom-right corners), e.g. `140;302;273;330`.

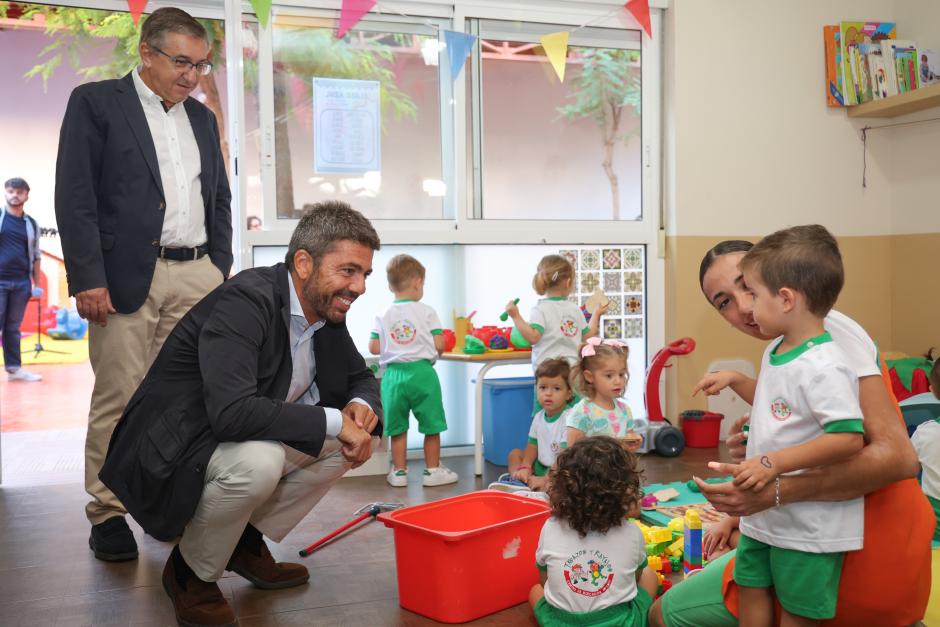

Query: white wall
665;0;915;238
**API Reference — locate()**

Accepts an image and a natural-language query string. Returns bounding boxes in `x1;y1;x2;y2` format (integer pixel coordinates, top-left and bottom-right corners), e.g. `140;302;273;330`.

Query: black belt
158;244;209;261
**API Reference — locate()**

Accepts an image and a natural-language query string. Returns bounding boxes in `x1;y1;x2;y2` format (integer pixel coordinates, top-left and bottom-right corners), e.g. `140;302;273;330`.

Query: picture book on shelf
840;21;896;105
865;46;889;100
824;25;844;106
919;49;940;86
895;44;920;93
881;39;917;97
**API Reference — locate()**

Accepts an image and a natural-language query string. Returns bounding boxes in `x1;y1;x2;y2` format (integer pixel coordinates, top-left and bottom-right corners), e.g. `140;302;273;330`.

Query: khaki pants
179;439;357;582
85;256;223;525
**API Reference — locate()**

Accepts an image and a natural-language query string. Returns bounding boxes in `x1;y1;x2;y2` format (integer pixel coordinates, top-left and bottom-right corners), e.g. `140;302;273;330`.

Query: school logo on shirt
563;549;614;597
559;316;579;338
389;320;417;345
770;397;792;421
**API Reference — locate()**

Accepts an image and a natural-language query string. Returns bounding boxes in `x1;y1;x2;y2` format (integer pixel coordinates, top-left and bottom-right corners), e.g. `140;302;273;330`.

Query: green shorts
660;550;737;627
381;360;447;437
733;534;844;620
533;589;653;627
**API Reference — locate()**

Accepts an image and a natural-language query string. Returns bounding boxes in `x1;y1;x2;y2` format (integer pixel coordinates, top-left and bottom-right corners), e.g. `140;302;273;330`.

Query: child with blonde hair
530;436;657;626
369;254;457;488
506;254;605;414
566;338;642;451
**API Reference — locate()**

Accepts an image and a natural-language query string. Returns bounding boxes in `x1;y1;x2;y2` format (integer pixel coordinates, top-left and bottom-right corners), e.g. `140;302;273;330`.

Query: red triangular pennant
127;0;148;26
337;0;376;39
624;0;652;39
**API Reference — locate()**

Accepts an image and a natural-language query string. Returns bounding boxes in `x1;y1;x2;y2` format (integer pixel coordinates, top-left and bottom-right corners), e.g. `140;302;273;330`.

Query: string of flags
125;0;651;83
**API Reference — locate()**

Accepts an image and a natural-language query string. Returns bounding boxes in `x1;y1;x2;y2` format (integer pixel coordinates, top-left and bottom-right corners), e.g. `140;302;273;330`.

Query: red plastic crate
378;491;551;623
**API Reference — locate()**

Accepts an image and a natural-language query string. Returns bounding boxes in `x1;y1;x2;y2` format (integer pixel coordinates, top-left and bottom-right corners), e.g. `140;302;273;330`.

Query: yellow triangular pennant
540;31;570;82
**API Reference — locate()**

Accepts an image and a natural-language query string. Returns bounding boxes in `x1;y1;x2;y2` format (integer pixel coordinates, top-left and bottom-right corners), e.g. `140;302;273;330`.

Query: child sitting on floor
490;358;573;493
530;436;657;626
911;355;940;542
369;254;457;488
566;338;642;451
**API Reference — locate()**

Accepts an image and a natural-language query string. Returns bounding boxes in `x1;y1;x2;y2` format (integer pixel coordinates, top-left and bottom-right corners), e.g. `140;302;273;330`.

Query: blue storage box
481;377;535;466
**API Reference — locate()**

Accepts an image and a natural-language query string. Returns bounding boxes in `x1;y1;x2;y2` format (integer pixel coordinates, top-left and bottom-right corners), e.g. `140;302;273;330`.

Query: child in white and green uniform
911;358;940;542
505;254;604;416
731;226;866;624
530;436;657;627
369;254;457;488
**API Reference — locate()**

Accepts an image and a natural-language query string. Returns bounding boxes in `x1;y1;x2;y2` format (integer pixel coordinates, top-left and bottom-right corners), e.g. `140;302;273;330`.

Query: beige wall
663;0;939;418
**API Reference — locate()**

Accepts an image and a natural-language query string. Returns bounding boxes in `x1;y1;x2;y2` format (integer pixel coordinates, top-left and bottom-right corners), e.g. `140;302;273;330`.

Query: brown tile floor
0;447;730;626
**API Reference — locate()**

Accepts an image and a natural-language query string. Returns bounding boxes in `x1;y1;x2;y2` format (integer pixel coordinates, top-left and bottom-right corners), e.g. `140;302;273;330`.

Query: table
440;350;532;476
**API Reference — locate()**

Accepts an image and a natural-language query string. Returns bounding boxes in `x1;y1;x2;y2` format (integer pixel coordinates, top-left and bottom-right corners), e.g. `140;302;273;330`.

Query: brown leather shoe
162;553;236;627
226;541;309;590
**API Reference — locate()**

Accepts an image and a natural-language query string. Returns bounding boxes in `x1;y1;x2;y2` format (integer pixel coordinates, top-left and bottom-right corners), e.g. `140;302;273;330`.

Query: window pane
477;21;642;221
271;16;444;220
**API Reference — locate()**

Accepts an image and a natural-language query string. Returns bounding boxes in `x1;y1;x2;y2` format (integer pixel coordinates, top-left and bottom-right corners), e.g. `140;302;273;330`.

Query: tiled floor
0;364;730;626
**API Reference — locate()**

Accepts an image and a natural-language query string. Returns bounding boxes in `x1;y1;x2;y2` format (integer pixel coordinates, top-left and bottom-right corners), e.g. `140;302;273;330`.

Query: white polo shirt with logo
372;300;442;367
740;331;865;553
530;298;589;367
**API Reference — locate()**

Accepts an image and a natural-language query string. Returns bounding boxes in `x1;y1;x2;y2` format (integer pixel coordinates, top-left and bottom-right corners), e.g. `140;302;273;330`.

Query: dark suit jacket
54;72;233;314
100;264;382;540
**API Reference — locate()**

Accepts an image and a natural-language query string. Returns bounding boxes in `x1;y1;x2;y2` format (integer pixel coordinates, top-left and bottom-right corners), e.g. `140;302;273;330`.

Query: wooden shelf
847;81;940;118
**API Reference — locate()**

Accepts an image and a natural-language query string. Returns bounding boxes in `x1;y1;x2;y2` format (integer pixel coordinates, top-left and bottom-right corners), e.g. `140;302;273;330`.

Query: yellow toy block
668;538;684;557
650;527;672;544
684;508;702;530
668;517;685;533
648;555;663;571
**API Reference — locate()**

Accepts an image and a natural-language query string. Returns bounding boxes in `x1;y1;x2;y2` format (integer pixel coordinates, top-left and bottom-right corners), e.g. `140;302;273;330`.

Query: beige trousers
179;439;355;582
85;256;223;525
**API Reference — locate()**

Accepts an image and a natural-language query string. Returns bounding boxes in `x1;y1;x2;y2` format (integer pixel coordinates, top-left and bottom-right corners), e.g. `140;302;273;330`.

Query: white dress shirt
132;68;208;248
287;273;373;438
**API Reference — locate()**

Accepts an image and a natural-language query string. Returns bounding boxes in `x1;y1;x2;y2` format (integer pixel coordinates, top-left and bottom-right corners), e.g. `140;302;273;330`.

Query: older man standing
101;202;381;627
55;7;232;562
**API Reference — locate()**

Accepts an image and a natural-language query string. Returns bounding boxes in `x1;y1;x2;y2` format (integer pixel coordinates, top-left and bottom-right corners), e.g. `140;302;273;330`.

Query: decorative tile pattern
603;317;623;339
605;295;623;315
581;249;601;271
626;295;643;314
559;249;579;272
602;248;622;270
603;271;621;293
624;317;643;338
580;271;599;293
624;271;642;292
623;248;642;269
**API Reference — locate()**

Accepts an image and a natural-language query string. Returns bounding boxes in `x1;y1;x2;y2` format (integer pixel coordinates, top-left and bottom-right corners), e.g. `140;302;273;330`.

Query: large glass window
472;20;643;221
269;15;446;220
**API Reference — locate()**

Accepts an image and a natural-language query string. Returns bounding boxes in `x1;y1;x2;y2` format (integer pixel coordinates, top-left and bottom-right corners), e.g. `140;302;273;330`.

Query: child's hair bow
581;337;627;357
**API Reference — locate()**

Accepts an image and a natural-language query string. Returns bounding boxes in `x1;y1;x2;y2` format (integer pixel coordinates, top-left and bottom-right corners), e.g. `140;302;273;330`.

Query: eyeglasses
149;44;213;76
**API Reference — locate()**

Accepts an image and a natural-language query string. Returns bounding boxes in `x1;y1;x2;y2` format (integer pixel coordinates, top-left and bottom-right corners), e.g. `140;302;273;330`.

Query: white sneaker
387;467;408;487
7;369;42;382
487;474;530;493
422;465;459;487
514;490;551;502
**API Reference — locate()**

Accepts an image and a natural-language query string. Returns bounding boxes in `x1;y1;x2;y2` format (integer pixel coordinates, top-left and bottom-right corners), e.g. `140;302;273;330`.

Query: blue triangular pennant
444;30;477;80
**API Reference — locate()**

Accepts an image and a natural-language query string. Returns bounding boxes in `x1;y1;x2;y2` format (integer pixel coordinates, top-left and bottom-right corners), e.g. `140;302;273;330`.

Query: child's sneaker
422;465;459;487
514;490;551;502
387;467;408;487
487;473;530;493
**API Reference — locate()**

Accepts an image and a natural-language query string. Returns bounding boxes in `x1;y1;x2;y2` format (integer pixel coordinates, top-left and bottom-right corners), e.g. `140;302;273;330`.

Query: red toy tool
299;502;404;557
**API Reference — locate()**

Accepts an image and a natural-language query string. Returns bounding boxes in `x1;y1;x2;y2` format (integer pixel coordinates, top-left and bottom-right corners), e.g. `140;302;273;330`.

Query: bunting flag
250;0;272;29
443;30;477;80
127;0;147;26
540;31;570;83
337;0;377;39
624;0;652;39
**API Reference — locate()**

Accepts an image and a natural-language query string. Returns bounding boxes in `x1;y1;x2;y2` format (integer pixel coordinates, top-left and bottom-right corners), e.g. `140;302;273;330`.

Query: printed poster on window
313;77;381;174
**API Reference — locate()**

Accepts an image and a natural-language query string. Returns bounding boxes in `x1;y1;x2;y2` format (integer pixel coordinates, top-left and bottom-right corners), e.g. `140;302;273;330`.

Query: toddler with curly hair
530;436;657;626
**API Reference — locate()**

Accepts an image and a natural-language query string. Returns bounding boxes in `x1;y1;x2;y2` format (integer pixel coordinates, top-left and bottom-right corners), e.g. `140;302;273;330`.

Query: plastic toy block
668;518;685;533
662;559;672;574
661;579;673;593
647;540;671;556
668;538;684;557
648;555;663;571
669;556;682;572
650;528;672;544
683;509;703;573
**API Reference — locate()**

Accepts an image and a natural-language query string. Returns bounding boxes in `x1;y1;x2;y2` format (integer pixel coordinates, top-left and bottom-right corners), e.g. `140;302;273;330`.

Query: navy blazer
54;72;233;314
100;263;383;540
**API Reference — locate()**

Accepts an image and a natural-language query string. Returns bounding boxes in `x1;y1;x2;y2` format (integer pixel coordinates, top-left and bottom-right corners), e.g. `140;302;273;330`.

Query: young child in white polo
369;254;457;488
911;358;940;542
729;225;865;625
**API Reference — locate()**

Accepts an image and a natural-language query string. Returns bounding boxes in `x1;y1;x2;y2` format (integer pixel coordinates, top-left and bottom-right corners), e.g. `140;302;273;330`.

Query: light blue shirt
287;273;372;438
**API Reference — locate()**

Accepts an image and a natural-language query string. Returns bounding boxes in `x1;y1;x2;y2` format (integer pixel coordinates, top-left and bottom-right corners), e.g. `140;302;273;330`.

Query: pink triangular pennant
624;0;652;38
337;0;376;39
127;0;148;26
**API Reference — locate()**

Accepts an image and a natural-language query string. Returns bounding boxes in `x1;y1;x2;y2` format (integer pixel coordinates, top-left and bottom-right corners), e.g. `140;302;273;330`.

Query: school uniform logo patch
389;320;417;345
770;397;792;421
563;550;614;597
559;316;579;338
